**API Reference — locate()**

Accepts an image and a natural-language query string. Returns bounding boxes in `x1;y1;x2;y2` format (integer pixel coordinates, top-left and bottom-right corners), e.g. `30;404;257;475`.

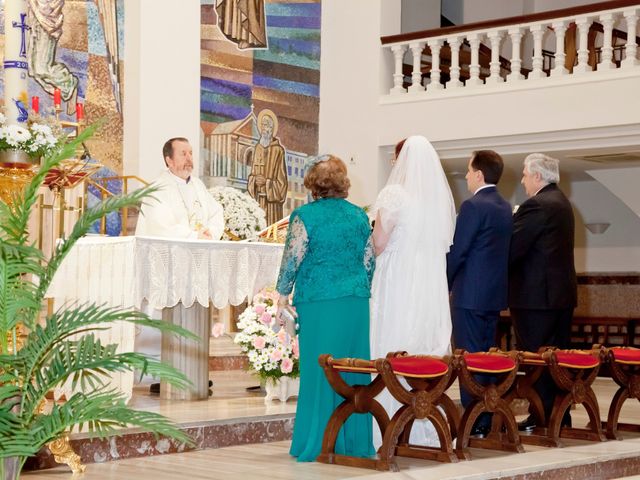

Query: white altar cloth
47;235;284;401
135;236;284;310
48;236;137;402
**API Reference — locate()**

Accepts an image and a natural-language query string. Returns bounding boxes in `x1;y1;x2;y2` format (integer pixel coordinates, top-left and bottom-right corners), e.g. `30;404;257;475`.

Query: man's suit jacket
447;186;513;311
509;183;577;309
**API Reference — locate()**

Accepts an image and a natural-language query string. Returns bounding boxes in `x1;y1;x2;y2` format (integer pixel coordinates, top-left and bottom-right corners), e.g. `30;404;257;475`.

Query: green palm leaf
0;122;196;466
30;389;192;448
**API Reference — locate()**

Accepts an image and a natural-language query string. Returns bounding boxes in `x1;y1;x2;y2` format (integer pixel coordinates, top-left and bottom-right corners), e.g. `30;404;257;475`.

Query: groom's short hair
471;150;504;185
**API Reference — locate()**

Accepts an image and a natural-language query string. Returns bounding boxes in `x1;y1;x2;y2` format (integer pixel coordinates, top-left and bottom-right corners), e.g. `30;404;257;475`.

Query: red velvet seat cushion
555;351;599;369
464;353;516;373
611;347;640;365
389;356;448;378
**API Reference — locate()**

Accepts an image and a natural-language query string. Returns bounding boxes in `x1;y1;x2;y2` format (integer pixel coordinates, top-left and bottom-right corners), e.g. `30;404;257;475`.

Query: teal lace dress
276;197;375;462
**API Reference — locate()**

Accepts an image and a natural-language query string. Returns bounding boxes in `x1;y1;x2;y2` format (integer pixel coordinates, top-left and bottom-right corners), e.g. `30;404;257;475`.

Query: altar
48;235;284;401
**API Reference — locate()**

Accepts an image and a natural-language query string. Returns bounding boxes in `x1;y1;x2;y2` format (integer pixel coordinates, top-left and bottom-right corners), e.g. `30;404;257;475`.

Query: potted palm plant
0;126;195;480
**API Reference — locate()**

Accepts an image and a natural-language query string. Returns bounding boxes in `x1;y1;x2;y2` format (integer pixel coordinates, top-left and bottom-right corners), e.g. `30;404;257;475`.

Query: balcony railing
381;0;640;96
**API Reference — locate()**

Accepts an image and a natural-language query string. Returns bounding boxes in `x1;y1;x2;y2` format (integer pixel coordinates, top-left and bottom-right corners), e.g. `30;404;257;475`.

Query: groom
447;150;513;437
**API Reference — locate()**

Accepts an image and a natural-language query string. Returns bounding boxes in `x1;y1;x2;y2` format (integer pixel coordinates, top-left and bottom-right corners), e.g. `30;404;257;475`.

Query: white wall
319;0;401;205
123;0;201;182
569;179;640;272
401;0;440;33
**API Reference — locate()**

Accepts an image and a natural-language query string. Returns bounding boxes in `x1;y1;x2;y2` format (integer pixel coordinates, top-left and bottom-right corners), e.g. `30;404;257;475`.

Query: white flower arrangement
0;113;62;160
234;289;299;382
209;186;267;241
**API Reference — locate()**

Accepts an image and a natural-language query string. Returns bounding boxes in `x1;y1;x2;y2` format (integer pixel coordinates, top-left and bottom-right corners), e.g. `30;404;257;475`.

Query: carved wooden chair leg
453;350;522;460
603;347;640;440
376;354;458;465
545;348;606;443
48;435;86;474
455;401;484;460
317;354;388;470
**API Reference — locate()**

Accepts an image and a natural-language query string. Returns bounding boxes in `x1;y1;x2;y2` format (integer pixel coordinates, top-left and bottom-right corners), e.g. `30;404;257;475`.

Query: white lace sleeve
372;184;407;233
275;214;308;296
364;234;375;283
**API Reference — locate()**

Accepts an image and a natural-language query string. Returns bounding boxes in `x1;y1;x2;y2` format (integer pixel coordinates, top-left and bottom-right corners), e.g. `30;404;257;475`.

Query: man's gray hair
524;153;560;184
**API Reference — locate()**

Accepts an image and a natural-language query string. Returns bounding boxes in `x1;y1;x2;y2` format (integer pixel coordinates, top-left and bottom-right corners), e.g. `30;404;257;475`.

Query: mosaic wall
200;0;321;217
0;0;125;173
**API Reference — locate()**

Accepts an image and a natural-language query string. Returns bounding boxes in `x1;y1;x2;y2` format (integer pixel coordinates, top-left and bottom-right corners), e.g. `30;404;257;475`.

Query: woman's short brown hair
304;155;350;199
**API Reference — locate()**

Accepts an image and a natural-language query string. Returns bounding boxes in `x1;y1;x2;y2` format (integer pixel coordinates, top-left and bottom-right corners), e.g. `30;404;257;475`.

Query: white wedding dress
369;136;456;449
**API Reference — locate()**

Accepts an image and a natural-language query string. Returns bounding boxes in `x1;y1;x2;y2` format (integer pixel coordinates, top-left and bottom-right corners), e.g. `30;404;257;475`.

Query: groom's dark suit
509;182;577;420
447;186;513;423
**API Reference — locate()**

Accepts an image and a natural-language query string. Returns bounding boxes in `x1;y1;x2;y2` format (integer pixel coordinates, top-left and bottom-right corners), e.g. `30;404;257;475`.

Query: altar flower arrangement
209;186;267;241
0;111;62;160
234;289;299;382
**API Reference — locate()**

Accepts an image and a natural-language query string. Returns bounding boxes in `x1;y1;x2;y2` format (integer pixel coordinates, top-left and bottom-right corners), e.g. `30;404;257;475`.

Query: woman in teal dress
276;155;375;462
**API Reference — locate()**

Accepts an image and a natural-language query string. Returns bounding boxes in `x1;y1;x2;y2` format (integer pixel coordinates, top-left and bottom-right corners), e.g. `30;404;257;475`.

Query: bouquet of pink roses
234;289;299;381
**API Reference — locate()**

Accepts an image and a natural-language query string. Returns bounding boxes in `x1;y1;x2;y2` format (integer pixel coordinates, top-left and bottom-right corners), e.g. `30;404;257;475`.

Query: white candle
4;0;29;125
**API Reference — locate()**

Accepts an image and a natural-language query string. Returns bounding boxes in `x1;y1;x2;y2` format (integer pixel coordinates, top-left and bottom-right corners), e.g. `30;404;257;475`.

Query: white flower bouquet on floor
209;186;267;241
234;289;300;382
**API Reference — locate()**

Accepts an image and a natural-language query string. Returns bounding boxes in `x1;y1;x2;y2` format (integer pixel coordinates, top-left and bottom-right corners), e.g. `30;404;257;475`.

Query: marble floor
127;370;297;425
22;375;640;480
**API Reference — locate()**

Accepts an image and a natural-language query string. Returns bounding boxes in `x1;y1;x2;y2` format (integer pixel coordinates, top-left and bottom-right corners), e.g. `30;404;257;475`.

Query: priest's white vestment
135;170;224;239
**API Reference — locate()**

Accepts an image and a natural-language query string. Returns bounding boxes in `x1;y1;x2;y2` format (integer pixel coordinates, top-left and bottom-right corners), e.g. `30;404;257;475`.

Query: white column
487;30;504;84
447;36;463;89
467;33;483;86
427;39;444;91
599;12;617;70
408;41;426;93
574;16;593;74
507;27;525;82
551;20;569;76
622;9;639;68
390;45;407;95
3;0;29;125
124;0;200;180
530;24;547;79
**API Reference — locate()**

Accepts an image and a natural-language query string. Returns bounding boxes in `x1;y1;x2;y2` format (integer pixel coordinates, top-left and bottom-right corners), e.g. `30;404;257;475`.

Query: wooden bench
601;346;640;440
501;348;606;448
317;352;458;471
453;350;523;460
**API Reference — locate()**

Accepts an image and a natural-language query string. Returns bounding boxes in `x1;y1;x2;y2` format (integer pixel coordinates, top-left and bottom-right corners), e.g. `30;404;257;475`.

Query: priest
136;137;224;240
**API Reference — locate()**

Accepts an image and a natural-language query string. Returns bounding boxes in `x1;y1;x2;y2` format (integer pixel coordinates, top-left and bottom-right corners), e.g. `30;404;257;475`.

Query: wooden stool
603;346;640;440
317;353;390;470
376;354;459;468
454;350;523;460
512;348;606;447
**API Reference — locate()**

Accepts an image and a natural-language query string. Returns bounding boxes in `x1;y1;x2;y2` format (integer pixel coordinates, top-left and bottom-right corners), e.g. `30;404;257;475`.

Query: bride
370;135;456;448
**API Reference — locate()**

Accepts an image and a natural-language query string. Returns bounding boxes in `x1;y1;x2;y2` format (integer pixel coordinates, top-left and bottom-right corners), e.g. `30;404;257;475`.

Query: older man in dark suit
447;150;513;437
509;153;577;431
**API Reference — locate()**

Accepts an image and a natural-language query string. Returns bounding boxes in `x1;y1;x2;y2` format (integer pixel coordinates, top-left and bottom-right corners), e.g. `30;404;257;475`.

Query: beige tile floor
22;376;640;480
126;370;297;425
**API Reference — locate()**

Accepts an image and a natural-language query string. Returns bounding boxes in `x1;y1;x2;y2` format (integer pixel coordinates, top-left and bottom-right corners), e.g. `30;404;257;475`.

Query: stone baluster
530;23;547;79
428;38;444;91
599;12;617;70
390;45;407;95
467;33;483;86
448;36;463;88
551;20;569;76
408;41;425;92
507;27;524;82
486;30;504;84
574;16;593;74
622;8;639;68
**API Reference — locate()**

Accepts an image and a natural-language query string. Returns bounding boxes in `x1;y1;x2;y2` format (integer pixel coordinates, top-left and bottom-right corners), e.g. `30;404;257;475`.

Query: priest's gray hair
524;153;560;184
